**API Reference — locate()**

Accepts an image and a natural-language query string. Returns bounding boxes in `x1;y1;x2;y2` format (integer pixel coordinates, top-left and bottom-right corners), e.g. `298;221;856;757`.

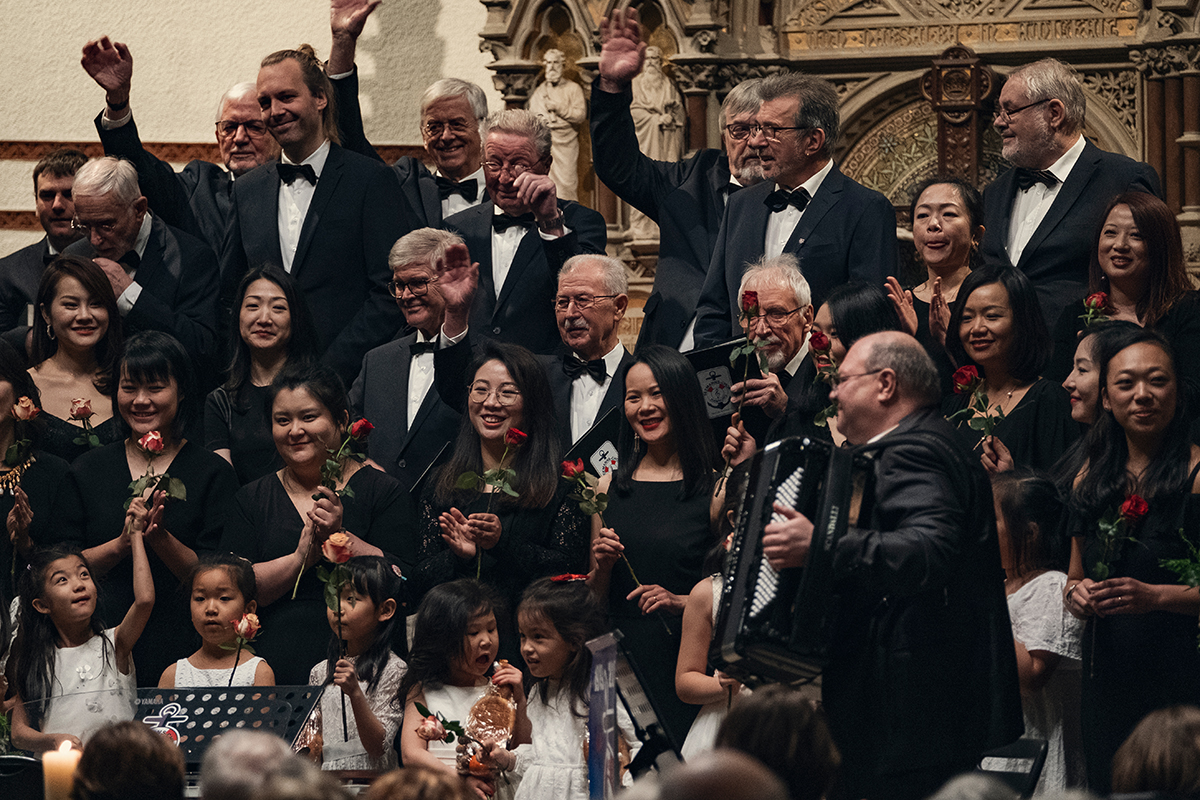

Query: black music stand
611;629;682;774
136;685;322;768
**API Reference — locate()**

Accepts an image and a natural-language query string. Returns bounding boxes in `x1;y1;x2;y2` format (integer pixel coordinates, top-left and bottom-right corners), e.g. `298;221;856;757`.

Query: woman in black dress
206;266;319;485
591;345;719;751
52;331;238;685
1063;326;1200;792
413;341;588;661
221;363;408;685
26;255;123;462
944;264;1081;474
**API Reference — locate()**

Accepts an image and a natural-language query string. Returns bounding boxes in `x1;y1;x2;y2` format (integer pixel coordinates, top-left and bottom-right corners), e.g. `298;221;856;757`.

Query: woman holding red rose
1064;326;1200;791
220;363;409;685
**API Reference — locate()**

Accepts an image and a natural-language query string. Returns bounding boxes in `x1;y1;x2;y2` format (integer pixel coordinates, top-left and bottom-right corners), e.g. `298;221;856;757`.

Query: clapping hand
7;486;32;554
440;507;477;559
885;276;918;337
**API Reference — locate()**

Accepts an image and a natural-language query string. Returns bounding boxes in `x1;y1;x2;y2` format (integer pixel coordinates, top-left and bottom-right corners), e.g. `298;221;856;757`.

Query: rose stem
338;603;348;741
228;639;242;688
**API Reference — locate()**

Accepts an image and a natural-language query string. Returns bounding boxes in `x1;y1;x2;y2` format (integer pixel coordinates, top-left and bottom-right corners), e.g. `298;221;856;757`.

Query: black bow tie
763;187;811;213
118;251;141;272
437;176;478;203
410;340;437;356
1014;167;1059;192
492;212;535;233
42;249;56;265
563;355;607;384
278;163;318;186
725;182;743;196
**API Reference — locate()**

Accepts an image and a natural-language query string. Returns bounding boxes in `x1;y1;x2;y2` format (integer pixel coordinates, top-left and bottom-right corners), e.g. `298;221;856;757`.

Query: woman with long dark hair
1063;326;1200;792
591;344;719;750
206;266;319;485
27;255;124;462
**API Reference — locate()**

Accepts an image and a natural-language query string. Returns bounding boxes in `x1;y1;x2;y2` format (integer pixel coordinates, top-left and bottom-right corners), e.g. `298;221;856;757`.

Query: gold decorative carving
1080;70;1139;141
0;211;39;232
786;17;1135;51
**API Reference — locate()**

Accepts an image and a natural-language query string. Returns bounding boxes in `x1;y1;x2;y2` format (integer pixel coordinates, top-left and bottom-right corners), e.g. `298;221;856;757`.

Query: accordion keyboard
748;463;805;619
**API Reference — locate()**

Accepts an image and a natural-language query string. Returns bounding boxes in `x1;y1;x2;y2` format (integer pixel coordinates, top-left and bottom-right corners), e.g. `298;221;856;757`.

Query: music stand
611;629;682;774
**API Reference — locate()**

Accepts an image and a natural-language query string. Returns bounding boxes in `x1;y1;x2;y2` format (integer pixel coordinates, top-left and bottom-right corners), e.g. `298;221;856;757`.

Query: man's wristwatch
536;214;565;233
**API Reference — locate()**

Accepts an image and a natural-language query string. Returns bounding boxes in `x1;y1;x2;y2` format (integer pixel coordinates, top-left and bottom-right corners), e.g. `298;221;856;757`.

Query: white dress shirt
440;167;485;218
116;212;154;315
1005;134;1086;265
277;140;331;273
764;159;833;258
490;208;571;299
569;343;627;443
407;326;468;425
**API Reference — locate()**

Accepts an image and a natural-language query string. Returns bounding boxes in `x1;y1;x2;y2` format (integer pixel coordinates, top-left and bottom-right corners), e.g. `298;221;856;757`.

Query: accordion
711;436;876;686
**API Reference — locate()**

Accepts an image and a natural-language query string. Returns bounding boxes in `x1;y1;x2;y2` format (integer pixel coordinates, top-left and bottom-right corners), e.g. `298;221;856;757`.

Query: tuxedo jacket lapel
418;170;442;227
243;166;282;266
1018;142;1099;270
292;147;345;276
548;360;573;447
785;168;844;253
495;230;542;313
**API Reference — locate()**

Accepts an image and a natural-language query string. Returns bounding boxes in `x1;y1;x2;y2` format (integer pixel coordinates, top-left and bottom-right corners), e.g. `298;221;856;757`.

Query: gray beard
736;164;766;186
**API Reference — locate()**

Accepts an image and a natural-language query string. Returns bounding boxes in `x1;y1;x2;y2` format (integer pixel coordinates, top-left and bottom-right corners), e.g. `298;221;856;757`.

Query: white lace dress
172;656;264;687
680;575;747;761
309;652;407;771
1007;571;1086;792
40;627;137;746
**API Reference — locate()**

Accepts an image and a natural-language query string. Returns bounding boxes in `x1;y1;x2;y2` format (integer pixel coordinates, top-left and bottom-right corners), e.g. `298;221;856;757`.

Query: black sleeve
331;69;385;164
205;387;234;451
96;112;202;235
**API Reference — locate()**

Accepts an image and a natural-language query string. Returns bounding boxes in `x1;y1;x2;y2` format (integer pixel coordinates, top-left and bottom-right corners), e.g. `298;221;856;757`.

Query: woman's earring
634;432;641;452
46;323;55;341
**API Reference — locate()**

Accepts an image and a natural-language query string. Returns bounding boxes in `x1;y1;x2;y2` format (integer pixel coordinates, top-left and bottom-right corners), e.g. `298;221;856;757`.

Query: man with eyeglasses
693;72;897;349
349;227;471;491
64;157;220;375
592;7;765;351
82;37;278;256
981;58;1161;327
326;0;487;230
725;331;1022;800
443;109;606;355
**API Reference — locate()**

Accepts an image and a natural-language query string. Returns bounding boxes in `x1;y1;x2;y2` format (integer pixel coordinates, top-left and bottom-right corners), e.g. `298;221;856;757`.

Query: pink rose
232;613;261;641
12;396;39;422
415;715;447;742
322;531;353;564
70;398;94;421
138;431;165;454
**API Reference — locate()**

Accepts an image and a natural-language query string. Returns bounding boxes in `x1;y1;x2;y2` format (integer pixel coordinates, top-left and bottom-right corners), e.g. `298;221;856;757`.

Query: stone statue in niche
629;46;685;240
528;49;587;201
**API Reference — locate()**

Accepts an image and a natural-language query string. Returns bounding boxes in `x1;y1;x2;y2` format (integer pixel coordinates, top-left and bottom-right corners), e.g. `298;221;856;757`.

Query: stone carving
783;17;1136;52
672;62;721;93
1081;70;1139;140
491;70;539;106
528;49;587;201
629;47;686;240
1130;45;1200;78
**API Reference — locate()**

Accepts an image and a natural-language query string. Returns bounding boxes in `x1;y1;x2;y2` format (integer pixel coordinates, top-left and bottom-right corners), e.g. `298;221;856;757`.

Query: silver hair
199;730;295;800
559;254;629;295
388;227;465;271
720;78;762;129
485;109;553;161
860;333;941;408
757;72;840;156
1008;58;1086;134
925;773;1018;800
215;82;257;123
739;253;811;309
420;78;488;122
72;156;141;205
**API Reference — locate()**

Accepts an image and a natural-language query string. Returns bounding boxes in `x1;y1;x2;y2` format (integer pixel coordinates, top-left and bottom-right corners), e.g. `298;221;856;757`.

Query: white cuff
100;108;133;129
117;281;142;315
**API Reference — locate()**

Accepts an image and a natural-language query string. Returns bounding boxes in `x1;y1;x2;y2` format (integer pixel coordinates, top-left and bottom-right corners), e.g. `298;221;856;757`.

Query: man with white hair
199;730;294;800
981;58;1161;325
82;37;277;254
64;156;220;369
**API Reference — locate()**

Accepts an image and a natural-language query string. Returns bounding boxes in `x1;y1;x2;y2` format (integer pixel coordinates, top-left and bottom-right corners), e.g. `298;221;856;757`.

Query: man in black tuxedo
0;148;88;342
693;73;897;349
81;37;278;257
326;0;486;230
223;47;405;384
592;7;765;351
64;157;220;370
349;227;468;492
443;109;606;355
981;58;1161;327
758;332;1021;800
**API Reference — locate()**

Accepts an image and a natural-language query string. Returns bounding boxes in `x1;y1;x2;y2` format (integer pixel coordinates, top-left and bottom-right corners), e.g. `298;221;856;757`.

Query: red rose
1084;292;1108;311
350;418;374;440
561;459;585;479
505;428;527;447
951;365;980;395
741;290;758;314
1119;494;1149;522
12;396;39;422
138;431;165;454
809;329;830;353
232;612;261;641
322;531;353;564
69;398;94;421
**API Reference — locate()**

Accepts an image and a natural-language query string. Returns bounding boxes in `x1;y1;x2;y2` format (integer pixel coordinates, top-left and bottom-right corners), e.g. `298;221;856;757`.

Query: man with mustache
327;0;487;230
81;37;278;256
692;72;897;348
592;7;766;351
222;46;405;384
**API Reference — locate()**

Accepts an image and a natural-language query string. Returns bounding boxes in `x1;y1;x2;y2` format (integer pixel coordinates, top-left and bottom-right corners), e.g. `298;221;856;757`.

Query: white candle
43;740;81;800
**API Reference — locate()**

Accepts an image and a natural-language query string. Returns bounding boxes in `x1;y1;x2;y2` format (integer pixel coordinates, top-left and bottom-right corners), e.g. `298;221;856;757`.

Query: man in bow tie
222;45;405;384
693;72;897;348
443;109;606;355
980;58;1161;327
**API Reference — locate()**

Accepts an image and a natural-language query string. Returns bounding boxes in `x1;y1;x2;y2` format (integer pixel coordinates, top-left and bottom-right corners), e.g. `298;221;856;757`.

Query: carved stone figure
528;49;587;201
628;47;686;240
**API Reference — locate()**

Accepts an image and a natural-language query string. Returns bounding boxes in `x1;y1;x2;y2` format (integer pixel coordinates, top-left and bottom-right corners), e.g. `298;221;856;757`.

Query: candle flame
58;740;73;753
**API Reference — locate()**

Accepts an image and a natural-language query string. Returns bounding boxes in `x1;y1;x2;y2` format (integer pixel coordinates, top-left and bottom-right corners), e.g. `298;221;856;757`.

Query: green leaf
123;497;134;511
1093;561;1110;580
758;350;770;376
324;580;340;612
445;732;456;743
89;434;101;448
502;484;519;497
593;493;608;515
456;472;481;490
583;472;599;489
4;443;18;466
966;417;988;432
339;485;356;500
580;501;597;515
166;477;187;502
73;435;86;446
415;702;431;718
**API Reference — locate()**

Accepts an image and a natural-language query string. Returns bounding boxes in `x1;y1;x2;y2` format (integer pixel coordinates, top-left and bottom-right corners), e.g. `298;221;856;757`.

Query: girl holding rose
51;331;239;685
1064;325;1200;792
27;255;124;463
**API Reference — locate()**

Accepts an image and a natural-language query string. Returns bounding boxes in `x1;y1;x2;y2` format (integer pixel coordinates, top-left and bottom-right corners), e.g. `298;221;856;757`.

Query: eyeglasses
553;294;619;312
468;384;522;406
424;119;474;138
388;277;436;298
482;159;538;178
830;369;884;389
745;307;803;327
994;98;1050;124
71;218;118;236
216;120;268;137
725;123;809;142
